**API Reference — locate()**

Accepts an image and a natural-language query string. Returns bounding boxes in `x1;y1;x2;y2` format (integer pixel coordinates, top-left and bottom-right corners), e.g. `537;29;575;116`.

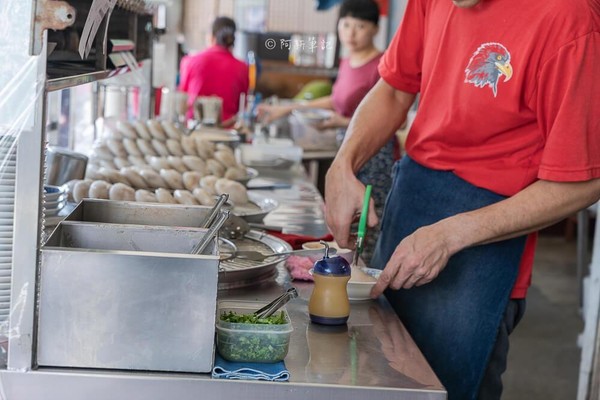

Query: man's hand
324;162;378;249
370;222;455;298
369;178;600;298
323;81;414;248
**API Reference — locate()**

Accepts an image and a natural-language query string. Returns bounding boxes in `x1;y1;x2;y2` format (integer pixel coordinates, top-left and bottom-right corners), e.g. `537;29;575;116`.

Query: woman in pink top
179;17;249;126
259;0;393;262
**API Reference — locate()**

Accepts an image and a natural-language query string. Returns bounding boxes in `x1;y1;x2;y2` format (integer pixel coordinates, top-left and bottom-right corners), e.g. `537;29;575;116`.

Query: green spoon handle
357;185;372;253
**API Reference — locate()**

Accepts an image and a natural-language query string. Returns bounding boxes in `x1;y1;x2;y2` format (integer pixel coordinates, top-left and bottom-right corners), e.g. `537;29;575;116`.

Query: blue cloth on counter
212;353;290;382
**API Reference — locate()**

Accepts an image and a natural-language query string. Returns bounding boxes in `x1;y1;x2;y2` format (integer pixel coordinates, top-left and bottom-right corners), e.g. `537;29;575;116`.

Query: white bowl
302;241;353;264
44;185;66;201
44;207;62;217
347;267;382;301
45;195;67;207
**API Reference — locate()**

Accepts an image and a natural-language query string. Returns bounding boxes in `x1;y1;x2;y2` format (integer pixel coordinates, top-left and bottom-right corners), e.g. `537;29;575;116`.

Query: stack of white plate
0;138;16;323
43;185;66;217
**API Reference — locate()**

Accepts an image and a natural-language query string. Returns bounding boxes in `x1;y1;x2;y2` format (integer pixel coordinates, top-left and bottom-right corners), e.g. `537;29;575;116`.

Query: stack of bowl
43;185;66;217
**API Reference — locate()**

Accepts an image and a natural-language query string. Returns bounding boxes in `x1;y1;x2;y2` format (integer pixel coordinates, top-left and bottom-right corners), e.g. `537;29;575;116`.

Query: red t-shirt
332;55;382;117
379;0;600;298
179;46;249;122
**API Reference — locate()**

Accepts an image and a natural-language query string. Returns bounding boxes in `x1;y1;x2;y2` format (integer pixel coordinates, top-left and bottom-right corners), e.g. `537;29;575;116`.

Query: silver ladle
234;247;336;262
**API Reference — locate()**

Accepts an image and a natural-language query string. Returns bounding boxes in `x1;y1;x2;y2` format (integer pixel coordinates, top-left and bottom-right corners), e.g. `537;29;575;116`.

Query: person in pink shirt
179;17;249;126
259;0;393;261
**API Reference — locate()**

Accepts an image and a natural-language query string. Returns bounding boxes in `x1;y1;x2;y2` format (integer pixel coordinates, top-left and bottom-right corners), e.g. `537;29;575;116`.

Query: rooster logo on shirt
464;43;513;97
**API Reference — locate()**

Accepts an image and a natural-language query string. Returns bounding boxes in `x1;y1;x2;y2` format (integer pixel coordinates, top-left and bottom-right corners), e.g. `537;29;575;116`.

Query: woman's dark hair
339;0;380;25
212;16;236;48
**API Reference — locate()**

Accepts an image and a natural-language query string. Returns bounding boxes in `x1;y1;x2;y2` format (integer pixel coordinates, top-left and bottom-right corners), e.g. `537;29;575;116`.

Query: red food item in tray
268;232;334;250
285;255;315;282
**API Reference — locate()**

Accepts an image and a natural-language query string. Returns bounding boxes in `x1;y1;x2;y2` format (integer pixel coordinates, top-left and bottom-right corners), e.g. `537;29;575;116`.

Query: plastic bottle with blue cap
308;241;351;325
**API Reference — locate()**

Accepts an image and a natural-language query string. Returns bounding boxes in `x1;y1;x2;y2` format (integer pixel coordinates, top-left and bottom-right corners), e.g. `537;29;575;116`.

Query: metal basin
38;219;219;373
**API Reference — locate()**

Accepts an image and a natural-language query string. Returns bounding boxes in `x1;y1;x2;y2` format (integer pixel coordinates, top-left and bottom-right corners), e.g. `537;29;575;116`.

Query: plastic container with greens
216;300;293;363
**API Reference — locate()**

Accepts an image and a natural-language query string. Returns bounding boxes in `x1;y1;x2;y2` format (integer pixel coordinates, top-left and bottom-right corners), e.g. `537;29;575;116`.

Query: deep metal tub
38;216;220;373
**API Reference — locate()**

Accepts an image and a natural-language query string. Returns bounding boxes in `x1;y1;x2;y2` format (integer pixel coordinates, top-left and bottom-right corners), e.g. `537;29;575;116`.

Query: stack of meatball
66;120;250;206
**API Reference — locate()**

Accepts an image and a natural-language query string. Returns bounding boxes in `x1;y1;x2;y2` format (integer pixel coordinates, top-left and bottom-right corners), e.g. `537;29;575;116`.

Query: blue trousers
371;157;527;400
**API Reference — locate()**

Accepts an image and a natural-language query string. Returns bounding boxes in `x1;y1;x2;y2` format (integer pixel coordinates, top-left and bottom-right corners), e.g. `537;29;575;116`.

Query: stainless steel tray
233;192;279;223
63;198;218;227
218;230;291;290
60;199;285;290
45;221;214;254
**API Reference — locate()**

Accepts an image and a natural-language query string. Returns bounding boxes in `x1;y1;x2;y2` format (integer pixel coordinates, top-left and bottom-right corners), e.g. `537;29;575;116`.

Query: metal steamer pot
45;146;88;186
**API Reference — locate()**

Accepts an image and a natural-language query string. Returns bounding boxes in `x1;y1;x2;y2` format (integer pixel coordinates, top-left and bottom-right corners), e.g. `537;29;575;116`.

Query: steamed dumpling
193;187;215;206
109;182;135;201
182;171;203;191
215;178;248;205
200;175;218;195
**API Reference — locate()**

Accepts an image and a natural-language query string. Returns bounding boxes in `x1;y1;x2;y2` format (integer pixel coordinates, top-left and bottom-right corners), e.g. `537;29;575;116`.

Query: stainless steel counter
226;167;446;398
0;166;446;400
257;166;330;237
218;271;446;399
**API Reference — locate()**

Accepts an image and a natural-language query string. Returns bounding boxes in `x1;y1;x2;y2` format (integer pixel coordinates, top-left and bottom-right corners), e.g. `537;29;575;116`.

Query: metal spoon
235;247;337;262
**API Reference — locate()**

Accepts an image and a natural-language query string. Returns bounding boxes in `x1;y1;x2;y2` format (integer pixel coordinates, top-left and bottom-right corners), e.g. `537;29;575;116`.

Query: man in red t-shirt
325;0;600;399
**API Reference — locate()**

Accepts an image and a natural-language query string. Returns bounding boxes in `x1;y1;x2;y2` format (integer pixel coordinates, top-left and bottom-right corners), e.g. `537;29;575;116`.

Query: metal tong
202;194;229;229
254;287;298;319
191;210;230;255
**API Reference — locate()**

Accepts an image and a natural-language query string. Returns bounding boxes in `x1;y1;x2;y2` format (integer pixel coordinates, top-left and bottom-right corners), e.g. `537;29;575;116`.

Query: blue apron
371;156;527;400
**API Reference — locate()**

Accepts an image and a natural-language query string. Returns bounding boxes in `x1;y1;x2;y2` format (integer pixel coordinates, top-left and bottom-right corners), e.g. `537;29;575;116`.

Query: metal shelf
46;66;138;92
44;0;155;93
46;70;112;92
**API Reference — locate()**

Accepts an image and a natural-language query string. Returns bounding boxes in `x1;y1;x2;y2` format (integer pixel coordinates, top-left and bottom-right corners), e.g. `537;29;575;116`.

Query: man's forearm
333;80;416;173
443;178;600;254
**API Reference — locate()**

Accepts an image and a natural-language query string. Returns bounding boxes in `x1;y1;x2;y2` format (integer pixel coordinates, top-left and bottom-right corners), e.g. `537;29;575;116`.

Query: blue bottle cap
313;255;351;276
312;242;350;276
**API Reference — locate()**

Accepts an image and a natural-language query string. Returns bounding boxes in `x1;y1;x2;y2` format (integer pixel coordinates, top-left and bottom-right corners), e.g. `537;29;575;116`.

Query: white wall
387;0;408;42
183;0;340;53
151;0;183;89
